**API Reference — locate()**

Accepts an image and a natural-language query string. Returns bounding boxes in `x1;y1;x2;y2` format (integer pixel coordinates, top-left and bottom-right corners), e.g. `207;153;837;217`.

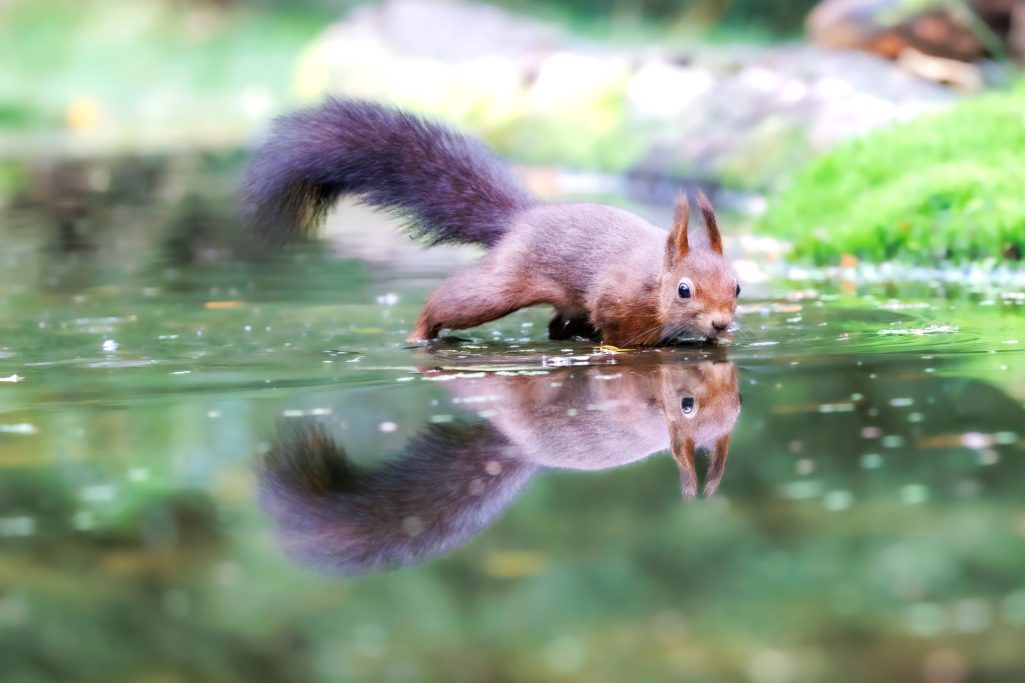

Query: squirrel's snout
706;318;733;341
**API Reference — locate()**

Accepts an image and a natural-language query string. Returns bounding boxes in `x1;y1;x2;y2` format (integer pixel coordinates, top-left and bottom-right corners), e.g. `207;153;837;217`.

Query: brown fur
258;356;742;574
441;356;741;498
241;99;737;345
411;191;738;345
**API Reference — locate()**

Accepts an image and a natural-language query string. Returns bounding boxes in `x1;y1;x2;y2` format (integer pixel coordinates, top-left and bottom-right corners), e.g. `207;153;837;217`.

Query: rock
807;0;1025;64
897;48;985;91
293;0;959;189
628;46;957;187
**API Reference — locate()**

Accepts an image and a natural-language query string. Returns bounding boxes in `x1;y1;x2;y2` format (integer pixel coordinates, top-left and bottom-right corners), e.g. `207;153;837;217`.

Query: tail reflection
259;357;741;574
259;422;533;575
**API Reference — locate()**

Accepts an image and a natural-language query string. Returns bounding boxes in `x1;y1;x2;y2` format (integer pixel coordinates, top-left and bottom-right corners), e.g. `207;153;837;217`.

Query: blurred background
2;0;1023;262
3;3;1025;683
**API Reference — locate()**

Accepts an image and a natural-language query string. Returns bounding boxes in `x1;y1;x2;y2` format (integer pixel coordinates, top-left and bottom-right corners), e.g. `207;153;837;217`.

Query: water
2;155;1025;683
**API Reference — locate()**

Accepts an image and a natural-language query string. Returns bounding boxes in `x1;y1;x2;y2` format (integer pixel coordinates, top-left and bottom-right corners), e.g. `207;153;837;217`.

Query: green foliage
758;84;1025;264
491;0;818;35
717;0;819;34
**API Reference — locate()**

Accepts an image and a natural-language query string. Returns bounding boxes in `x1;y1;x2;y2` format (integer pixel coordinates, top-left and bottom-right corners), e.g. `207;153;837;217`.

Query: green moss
759;84;1025;264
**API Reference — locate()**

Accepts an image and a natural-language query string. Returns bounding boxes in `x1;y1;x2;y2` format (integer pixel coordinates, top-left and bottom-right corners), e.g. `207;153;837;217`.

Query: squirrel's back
241;98;536;246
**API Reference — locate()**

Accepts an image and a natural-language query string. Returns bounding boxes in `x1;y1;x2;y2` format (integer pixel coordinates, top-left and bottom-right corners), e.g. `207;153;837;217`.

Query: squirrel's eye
681;396;695;415
735;283;741;297
677;282;692;299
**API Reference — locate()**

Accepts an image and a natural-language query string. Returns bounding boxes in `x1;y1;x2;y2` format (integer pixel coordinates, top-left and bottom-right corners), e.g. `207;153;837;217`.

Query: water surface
2;156;1025;683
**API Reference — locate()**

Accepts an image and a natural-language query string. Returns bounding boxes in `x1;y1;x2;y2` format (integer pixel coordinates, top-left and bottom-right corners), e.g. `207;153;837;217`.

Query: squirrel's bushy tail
240;98;535;246
257;421;537;575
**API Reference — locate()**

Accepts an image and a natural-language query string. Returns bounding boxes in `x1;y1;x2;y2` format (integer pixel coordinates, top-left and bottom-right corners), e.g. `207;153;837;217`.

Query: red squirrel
241;98;740;345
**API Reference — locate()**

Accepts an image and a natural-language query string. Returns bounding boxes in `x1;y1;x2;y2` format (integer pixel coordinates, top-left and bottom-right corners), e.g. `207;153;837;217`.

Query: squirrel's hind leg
547;313;599;341
408;262;545;341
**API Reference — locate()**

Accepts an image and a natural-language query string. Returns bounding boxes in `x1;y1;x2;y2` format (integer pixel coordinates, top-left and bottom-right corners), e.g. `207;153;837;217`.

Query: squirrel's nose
712;321;729;333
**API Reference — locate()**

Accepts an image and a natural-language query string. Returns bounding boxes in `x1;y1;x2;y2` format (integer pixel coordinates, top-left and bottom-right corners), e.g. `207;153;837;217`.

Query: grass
758;82;1025;265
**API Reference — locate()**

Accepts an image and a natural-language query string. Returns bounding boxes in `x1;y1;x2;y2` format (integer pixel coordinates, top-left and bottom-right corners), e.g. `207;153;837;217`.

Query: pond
2;154;1025;683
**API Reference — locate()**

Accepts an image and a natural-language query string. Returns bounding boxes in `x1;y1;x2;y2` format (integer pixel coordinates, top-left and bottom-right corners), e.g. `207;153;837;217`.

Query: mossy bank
759;82;1025;265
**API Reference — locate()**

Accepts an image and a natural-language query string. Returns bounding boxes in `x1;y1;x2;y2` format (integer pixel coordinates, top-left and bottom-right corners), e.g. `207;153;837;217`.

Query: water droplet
860;453;884;469
128;468;149;482
952;599;991;633
978;450;999;466
906;602;945;636
0;594;28;625
163;590;190;618
1001;590;1025;626
747;649;797;683
0;423;37;435
781;481;821;500
0;516;35;537
961;432;992;450
824;490;853;511
901;484;929;505
72;511;94;530
80;484;116;503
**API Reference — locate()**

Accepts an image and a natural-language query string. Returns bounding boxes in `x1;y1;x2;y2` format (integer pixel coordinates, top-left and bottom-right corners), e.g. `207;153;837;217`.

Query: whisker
621;323;662;347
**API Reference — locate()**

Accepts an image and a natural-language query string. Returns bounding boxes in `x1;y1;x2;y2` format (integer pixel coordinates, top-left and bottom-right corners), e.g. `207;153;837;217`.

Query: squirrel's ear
702;434;730;497
667;192;690;262
670;433;698;499
696;190;723;255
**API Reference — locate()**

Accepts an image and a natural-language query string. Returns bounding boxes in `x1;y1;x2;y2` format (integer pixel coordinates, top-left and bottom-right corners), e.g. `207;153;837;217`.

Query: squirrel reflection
259;357;741;575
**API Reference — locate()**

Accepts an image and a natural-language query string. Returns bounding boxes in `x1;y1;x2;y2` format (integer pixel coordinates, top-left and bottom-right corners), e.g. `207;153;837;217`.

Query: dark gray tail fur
257;421;538;575
240;98;536;246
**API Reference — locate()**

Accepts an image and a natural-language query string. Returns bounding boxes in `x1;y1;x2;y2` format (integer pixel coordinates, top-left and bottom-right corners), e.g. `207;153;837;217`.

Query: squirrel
241;98;739;346
259;356;740;574
439;356;740;498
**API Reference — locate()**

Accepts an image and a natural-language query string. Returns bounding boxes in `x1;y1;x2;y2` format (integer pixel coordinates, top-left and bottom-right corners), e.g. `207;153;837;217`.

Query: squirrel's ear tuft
667;191;690;262
672;436;698;500
702;434;731;497
696;190;723;255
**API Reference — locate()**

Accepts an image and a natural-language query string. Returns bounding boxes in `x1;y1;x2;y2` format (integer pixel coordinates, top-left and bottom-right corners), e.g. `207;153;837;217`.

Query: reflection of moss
758;84;1025;264
0;476;310;683
0;160;27;203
